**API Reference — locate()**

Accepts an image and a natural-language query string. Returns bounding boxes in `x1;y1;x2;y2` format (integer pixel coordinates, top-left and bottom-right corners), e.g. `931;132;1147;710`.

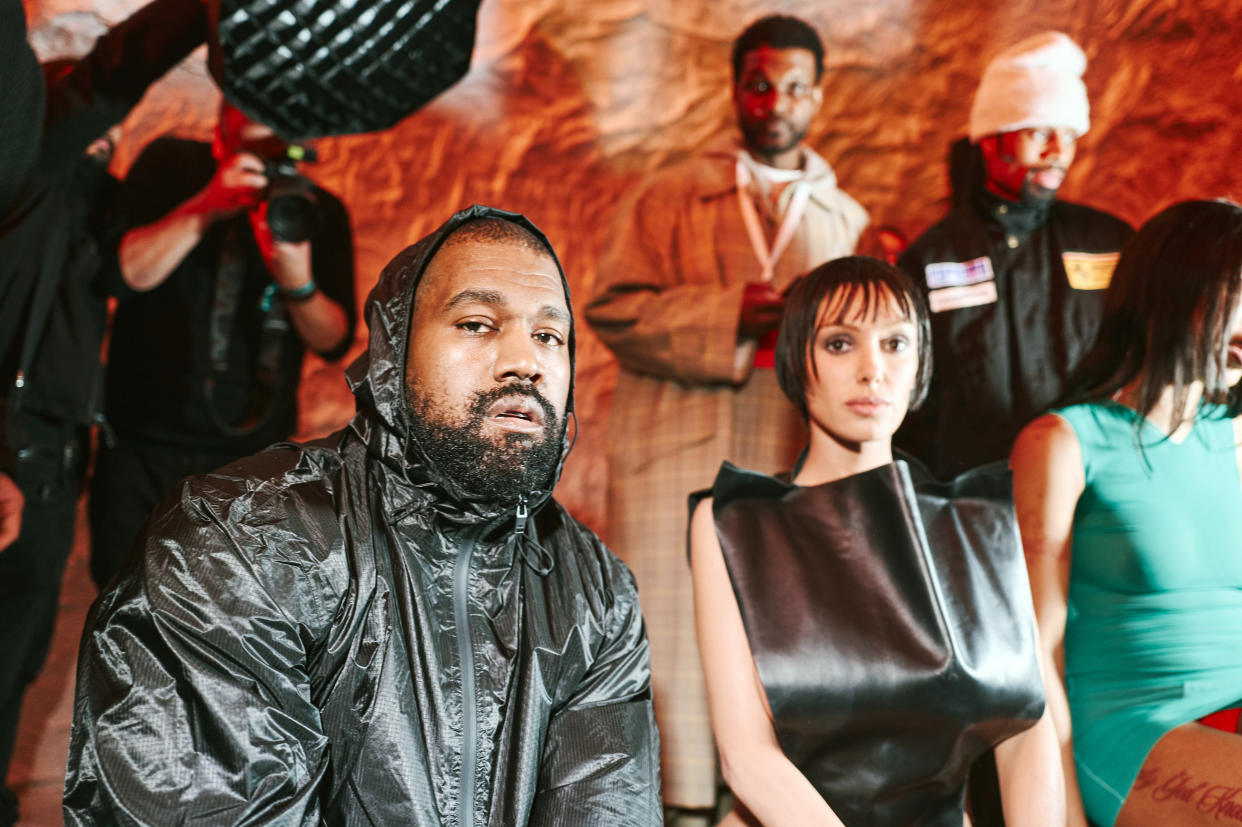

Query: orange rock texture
24;0;1242;534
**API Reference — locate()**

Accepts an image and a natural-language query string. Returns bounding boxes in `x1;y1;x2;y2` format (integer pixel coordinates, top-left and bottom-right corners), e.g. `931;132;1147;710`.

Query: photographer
1;0;207;820
89;100;356;589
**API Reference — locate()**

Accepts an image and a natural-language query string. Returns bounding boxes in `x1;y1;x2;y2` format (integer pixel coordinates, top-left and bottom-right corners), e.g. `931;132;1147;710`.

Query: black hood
345;205;575;522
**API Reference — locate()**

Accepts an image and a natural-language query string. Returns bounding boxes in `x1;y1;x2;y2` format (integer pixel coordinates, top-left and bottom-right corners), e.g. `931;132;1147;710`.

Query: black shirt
897;189;1133;477
104;138;356;456
0;162;122;428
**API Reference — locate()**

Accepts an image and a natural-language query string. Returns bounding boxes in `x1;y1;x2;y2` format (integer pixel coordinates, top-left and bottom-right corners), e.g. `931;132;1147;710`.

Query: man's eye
534;331;564;346
787;83;809;99
747;80;771;94
458;321;492;334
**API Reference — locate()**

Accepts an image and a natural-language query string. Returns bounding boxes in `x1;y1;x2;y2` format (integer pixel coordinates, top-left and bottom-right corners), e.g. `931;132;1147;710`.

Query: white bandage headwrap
968;31;1090;143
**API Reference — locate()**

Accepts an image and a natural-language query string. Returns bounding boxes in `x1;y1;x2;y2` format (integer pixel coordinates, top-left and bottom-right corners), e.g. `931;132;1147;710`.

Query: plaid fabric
586;139;867;807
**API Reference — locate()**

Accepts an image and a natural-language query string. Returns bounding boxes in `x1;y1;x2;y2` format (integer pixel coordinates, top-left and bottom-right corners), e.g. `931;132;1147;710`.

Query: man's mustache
469;384;559;430
1025;163;1067;176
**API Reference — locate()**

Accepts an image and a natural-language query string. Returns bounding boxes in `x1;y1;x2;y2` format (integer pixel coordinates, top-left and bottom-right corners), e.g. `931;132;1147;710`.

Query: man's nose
772;88;795;117
1043;131;1067;162
494;326;542;384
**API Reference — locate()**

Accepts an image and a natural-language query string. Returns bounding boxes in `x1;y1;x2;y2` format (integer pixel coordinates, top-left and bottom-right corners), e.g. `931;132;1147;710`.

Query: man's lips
757;117;792;138
845;397;890;417
1028;166;1066;189
485;396;545;433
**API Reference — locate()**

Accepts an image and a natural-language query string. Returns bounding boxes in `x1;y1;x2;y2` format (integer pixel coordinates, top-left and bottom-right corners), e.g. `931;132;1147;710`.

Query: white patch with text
928;280;999;313
924;256;995;289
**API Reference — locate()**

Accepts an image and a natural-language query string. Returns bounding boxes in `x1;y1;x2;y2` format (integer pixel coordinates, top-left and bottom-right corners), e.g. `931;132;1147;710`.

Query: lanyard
736;157;812;282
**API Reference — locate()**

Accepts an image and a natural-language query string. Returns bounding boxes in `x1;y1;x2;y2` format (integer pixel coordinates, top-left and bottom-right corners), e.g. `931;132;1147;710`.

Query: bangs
816;280;917;330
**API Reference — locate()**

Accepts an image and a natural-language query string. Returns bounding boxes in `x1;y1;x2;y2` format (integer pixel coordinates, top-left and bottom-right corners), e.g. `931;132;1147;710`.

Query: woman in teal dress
1012;199;1242;827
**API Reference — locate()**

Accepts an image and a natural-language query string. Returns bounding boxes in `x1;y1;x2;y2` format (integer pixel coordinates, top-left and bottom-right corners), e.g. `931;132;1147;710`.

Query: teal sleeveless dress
1055;402;1242;826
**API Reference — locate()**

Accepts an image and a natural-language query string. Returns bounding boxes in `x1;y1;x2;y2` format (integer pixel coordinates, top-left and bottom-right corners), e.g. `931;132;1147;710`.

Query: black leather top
706;459;1045;826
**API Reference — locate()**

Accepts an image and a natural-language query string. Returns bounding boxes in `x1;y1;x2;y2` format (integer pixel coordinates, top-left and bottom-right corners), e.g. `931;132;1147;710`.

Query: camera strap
203;218;291;436
735;155;811;283
3;193;71;455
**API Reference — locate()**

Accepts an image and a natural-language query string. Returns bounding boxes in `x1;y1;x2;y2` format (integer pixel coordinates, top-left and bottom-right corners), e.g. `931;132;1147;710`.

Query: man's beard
741;116;807;162
1018;165;1065;204
1021;179;1058;204
408;383;564;506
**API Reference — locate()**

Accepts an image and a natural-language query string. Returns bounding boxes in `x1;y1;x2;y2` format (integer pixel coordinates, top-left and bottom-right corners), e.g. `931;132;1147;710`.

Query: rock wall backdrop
24;0;1242;535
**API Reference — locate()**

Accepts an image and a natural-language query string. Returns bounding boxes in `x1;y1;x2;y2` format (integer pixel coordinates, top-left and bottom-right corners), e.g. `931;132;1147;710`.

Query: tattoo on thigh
1132;766;1242;820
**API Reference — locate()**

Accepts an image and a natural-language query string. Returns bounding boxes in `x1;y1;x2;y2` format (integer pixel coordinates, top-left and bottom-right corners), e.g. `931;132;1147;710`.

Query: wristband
279;280;318;303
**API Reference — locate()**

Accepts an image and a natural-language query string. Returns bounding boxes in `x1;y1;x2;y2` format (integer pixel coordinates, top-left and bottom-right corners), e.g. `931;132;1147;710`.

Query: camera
262;144;319;243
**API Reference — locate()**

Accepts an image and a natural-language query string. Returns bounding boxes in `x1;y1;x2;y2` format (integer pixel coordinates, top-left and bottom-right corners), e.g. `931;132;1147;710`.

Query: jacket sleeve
0;0;45;217
527;564;662;826
63;482;329;826
585;176;751;387
38;0;206;178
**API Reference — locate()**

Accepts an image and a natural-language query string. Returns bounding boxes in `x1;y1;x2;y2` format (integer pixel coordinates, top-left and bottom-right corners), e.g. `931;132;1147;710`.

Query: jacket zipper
453;497;528;827
453;529;479;827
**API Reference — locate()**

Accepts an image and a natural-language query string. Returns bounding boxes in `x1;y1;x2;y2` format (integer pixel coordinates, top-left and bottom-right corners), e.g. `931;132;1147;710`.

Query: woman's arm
690;499;844;826
1010;413;1088;827
995;688;1067;824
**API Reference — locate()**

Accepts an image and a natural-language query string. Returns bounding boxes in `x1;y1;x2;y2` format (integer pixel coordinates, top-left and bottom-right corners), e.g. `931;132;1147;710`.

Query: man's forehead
1002;125;1077;138
415;238;566;311
740;45;817;74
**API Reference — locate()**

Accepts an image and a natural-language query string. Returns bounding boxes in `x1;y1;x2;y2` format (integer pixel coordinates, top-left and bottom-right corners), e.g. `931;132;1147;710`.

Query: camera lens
265;174;318;243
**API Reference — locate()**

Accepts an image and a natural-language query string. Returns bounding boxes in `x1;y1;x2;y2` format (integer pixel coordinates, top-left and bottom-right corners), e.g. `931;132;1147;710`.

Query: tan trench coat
586;137;868;808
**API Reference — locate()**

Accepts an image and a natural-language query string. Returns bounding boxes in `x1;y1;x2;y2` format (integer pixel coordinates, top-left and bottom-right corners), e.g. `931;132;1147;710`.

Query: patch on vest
924;256;994;289
928;280;999;313
1062;251;1119;290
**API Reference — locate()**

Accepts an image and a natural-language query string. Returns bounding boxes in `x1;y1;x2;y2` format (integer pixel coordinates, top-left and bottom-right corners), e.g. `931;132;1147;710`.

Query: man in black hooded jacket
64;205;662;825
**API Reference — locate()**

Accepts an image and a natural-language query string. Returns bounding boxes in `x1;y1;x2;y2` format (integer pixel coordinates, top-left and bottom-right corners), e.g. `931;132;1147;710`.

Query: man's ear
977;135;998;162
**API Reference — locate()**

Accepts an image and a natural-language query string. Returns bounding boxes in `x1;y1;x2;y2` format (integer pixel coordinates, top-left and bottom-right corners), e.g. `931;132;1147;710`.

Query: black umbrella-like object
207;0;483;138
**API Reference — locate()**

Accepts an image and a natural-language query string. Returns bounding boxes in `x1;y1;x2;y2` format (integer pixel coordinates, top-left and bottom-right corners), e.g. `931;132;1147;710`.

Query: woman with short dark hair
691;256;1061;825
1011;199;1242;827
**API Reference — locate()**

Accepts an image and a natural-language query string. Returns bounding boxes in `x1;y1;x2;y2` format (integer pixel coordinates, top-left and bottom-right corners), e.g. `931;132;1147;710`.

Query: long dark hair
1067;199;1242;428
776;256;932;420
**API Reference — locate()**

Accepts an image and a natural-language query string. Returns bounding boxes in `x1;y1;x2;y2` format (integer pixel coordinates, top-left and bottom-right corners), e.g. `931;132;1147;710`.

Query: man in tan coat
586;15;868;824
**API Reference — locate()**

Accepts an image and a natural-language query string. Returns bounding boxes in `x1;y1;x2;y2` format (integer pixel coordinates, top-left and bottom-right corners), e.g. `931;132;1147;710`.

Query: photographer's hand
250;200;311;289
738;282;786;340
251;205;350;356
0;472;24;554
119;151;267;291
196;152;267;220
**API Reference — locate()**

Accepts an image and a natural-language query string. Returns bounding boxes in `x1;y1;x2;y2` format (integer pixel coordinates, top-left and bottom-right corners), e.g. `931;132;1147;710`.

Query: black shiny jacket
64;206;661;825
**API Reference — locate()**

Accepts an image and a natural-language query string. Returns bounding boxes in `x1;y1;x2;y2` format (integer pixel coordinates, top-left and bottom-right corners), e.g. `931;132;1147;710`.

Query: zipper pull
513;496;529;537
93;413;117;449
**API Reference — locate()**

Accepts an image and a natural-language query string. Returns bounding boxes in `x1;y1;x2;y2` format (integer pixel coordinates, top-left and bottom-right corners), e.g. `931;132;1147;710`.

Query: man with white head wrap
896;31;1132;479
